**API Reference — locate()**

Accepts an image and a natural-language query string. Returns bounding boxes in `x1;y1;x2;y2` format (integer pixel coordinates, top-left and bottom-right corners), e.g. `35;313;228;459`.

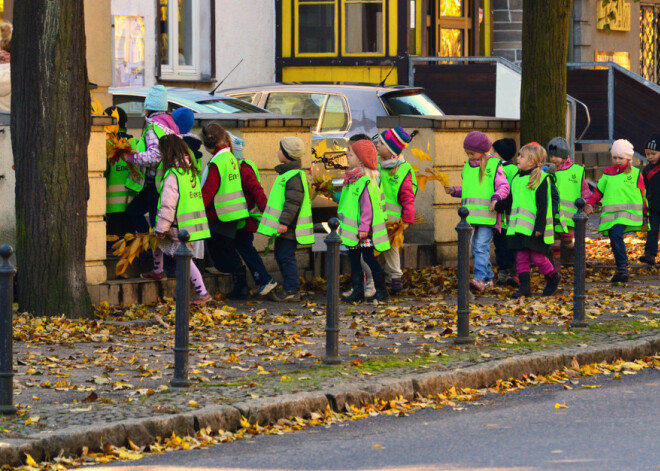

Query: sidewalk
1;236;659;467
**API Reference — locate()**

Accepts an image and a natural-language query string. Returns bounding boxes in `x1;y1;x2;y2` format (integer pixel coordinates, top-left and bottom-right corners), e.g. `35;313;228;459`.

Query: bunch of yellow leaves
384;215;426;250
416;168;449;192
107;233;159;276
106;133;135;165
310;174;335;200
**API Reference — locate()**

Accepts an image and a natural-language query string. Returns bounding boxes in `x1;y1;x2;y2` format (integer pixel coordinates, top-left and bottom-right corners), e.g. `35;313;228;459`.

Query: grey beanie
547;137;570;158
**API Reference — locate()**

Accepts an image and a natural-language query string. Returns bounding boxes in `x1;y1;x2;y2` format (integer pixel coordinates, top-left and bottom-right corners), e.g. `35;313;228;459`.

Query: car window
192;98;267;113
319;95;349;133
264;93;326;121
112;97;146;118
380;92;444;116
230;93;258;104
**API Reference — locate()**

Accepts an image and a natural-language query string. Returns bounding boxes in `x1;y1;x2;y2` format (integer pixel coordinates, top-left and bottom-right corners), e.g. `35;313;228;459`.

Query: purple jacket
129;113;179;168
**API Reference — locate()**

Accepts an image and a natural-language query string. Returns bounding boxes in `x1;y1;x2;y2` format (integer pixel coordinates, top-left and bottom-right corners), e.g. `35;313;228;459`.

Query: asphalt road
91;367;660;471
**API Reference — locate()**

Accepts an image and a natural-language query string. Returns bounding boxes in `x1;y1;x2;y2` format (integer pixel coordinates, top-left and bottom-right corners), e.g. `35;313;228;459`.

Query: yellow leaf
118;449;143;460
257;365;270;375
411;164;421;173
280;375;292;382
240;415;251;429
417;175;428;192
411;148;432;161
189;400;199;408
554;403;568;409
24;453;39;467
436;171;449;186
106;234;119;242
373;443;383;449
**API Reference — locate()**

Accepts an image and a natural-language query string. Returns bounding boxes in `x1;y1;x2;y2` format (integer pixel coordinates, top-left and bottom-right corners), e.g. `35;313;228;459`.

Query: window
158;0;213;81
265;92;326;120
436;0;470;57
344;0;384;55
297;0;337;55
319;95;349;132
113;16;146;87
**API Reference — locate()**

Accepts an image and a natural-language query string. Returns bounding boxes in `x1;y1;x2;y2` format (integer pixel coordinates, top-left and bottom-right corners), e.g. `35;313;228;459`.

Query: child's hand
584;204;594;216
277;224;288;234
358;231;368;240
154;231;165;239
444;186;453;195
534;231;542;237
488;200;497;211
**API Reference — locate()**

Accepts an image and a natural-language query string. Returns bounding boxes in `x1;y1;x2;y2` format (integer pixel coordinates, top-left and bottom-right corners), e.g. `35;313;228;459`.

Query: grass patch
490;330;590;351
588;318;660;334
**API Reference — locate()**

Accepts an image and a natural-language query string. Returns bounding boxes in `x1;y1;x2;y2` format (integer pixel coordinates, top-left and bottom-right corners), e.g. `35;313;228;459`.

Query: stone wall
491;0;523;64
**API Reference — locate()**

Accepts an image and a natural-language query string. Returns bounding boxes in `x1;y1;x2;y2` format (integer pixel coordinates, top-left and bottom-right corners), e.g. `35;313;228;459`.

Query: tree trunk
520;0;573;147
11;0;93;318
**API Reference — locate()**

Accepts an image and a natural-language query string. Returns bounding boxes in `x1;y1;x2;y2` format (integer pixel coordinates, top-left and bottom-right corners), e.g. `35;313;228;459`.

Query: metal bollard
0;245;16;415
171;231;193;387
323;218;341;364
571;198;588;328
454;207;474;345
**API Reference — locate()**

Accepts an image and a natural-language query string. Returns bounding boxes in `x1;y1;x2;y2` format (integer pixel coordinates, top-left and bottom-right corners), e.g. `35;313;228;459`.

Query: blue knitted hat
171;107;195;134
144;85;168;112
229;133;246;159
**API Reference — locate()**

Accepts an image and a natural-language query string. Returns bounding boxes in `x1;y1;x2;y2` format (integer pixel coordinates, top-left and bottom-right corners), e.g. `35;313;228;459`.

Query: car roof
218;83;427;98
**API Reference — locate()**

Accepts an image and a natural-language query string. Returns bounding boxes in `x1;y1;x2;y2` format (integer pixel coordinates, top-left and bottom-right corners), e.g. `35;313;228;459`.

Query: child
503;143;561;298
338;139;390;302
640;133;660;266
586;139;647;282
232;133;279;296
547;136;592;268
200;122;250;299
171;107;204;173
141;134;211;304
444;131;510;292
491;138;518;285
376;126;416;293
257;137;314;302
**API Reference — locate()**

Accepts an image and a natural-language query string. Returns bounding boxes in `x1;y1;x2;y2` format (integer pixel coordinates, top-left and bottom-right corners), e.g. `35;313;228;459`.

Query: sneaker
364;286;377;298
140;271;167;281
505;274;519;288
341;288;354;298
390;278;403;293
258;279;278;296
483;280;494;290
192;293;212;305
639;255;656;266
270;289;301;302
496;271;508;285
610;272;629;283
469;278;485;292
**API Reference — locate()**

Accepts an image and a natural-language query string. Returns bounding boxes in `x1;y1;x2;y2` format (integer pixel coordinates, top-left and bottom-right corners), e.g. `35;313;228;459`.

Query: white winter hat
611;139;634;161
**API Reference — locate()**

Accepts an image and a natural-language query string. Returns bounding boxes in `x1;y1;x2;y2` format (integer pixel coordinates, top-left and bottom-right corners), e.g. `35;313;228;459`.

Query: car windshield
194;98;267;113
381;92;444;116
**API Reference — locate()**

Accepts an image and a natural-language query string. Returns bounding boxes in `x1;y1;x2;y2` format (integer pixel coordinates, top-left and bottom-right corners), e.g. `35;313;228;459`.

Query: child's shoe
140;271;167;281
469;278;485;292
496;270;508;285
542;271;561;296
639;254;656;266
511;273;531;299
192;293;212;305
483;280;494;290
258;279;278;296
270;289;301;302
390;278;403;293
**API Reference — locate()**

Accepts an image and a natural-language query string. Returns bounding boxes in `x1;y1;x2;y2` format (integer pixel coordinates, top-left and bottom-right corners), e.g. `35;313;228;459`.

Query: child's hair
159;134;196;176
520;143;547;189
478;153;489;183
201;122;234;153
0;23;12;53
348;133;371;144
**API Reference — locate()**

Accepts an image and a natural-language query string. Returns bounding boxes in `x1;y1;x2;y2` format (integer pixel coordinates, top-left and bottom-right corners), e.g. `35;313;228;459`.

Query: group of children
446;130;659;298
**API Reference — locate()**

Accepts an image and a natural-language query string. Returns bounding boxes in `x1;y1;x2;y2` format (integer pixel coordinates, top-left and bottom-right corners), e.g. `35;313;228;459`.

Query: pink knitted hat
463;131;492;153
611;139;634;160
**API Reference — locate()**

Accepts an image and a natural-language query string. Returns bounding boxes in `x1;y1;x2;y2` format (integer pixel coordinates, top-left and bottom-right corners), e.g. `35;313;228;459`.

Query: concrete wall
87;117;111;284
86;0;113;108
0;112;14;253
491;0;523;64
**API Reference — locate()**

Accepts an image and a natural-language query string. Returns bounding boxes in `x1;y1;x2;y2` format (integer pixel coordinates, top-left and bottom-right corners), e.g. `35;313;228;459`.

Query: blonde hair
0;23;11;53
365;168;379;182
478;154;489;183
520;143;547;189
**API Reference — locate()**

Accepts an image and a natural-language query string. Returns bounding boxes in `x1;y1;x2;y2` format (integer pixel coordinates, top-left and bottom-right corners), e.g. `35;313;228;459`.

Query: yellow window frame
295;0;339;57
341;0;387;57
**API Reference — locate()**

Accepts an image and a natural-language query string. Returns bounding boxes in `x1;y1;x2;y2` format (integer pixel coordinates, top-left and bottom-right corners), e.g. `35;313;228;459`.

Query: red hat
351;140;378;170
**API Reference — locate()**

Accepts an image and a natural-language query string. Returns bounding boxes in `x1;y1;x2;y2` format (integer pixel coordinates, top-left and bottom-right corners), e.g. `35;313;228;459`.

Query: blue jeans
274;237;300;291
471;225;494;281
645;212;660;258
235;231;273;286
609;224;628;268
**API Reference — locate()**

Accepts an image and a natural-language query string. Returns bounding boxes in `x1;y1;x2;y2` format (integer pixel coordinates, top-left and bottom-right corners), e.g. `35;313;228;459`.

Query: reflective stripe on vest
554;164;584;232
257;169;314;245
338;175;390;251
508;172;555;245
208;149;249;222
158;168;210;241
125;124;168;193
597;167;645;234
106;160;135;213
461;158;500;226
379;162;417;222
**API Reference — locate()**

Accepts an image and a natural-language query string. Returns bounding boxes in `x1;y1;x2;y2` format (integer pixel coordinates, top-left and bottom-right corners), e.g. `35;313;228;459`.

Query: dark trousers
493;229;515;271
235;231;272;286
274;237;300;291
207;232;243;274
645;212;660;258
106;212;135;237
348;246;383;281
125;182;159;233
609;224;628;268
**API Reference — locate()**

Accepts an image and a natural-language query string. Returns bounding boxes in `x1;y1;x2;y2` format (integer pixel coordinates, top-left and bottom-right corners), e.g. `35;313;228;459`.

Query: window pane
440;0;462;17
381;92;445;116
178;0;193;66
439;28;463;56
265;93;326;122
345;2;383;53
159;0;170;66
320;95;348;132
299;4;335;53
114;16;146;87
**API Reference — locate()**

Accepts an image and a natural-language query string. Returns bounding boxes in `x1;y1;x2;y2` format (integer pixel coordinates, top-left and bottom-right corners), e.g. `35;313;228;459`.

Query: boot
610;264;629;283
227;267;249;300
370;271;390;302
560;242;574;267
542;270;561;296
341;273;364;303
511;272;531;299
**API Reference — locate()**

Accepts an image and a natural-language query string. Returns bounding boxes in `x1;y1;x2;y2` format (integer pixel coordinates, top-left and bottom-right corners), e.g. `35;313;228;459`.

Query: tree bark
11;0;93;318
521;0;573;147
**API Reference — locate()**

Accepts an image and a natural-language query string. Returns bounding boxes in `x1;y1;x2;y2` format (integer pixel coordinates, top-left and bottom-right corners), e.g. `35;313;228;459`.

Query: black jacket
275;160;305;240
642;161;660;213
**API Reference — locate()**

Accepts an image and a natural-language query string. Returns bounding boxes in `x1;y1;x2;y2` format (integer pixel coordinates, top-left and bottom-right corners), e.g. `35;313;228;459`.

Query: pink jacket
129;113;179;168
398;173;416;224
155;172;180;237
358;188;373;234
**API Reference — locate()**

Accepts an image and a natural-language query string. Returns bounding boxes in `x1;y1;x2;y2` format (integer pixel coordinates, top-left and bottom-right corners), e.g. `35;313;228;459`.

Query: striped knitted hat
229;133;245;159
379;126;412;156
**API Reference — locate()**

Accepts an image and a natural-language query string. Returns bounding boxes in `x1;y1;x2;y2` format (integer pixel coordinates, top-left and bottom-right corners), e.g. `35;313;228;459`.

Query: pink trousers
516;249;554;275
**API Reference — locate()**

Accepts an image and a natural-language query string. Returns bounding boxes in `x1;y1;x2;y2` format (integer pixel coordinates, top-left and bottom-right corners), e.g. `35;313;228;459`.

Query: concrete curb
2;335;659;467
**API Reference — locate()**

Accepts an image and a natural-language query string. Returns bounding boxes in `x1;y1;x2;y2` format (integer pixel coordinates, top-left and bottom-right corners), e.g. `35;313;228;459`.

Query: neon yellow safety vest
379;162;418;222
338;175;390;252
554;163;585;232
236;159;263;230
207;149;249;222
157;168;210;241
508;172;555;245
597;167;645;234
257;169;314;245
106;133;136;213
500;162;518;230
461;158;501;226
125;123;167;193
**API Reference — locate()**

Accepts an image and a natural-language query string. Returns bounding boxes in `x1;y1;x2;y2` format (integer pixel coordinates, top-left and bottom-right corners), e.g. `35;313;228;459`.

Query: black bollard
323;218;341;364
171;231;193;387
571;198;588;328
0;245;16;415
454;207;474;345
